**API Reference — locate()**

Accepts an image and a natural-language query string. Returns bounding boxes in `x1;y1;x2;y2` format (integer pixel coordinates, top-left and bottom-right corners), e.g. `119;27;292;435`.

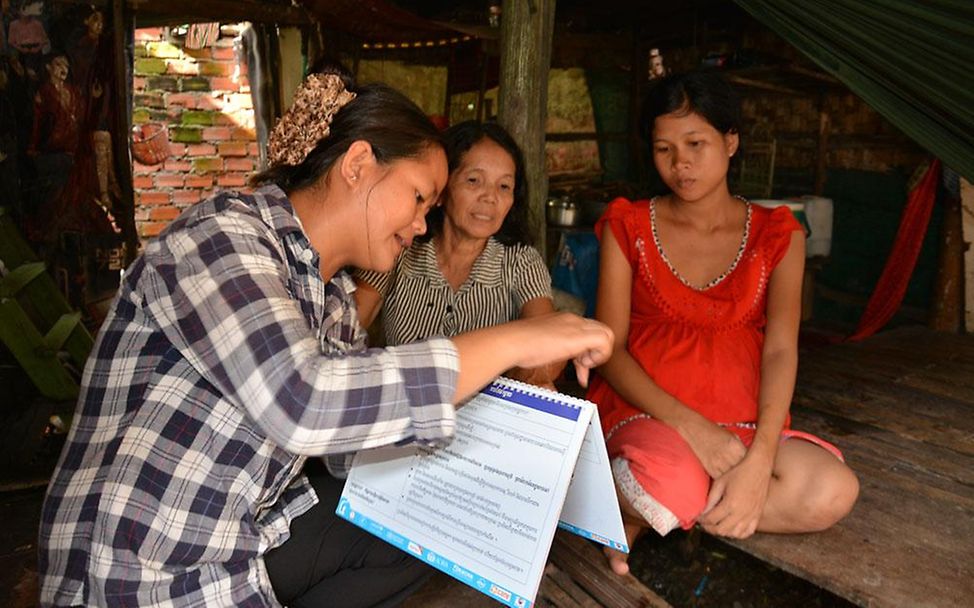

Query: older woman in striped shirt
356;120;563;388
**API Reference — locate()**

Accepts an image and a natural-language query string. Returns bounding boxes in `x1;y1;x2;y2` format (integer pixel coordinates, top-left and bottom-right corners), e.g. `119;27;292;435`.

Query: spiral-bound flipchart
337;378;625;608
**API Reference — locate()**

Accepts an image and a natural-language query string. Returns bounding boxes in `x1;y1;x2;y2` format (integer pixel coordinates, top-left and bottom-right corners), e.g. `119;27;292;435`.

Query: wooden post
814;98;830;195
267;28;284;120
631;35;647;186
930;175;964;332
476;40;489;122
444;45;455;121
111;0;138;263
962;178;974;332
498;0;557;253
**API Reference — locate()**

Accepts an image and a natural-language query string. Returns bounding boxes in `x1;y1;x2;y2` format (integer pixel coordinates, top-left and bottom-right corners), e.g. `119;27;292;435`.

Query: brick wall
132;25;257;240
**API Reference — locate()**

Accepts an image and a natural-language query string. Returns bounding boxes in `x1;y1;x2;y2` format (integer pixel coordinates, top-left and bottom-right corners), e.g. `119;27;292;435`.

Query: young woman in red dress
588;72;859;575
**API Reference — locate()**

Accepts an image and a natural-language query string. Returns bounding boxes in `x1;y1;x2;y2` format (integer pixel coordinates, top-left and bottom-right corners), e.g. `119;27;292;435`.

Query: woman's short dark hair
422;120;532;247
641;71;742;139
251;81;443;192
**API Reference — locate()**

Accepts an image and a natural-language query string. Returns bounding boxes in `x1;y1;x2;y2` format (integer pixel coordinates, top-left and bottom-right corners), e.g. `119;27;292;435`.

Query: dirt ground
627;527;854;607
0;487;43;608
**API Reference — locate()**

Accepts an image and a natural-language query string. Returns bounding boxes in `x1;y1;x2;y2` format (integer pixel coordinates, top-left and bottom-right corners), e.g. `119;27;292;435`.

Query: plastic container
753;198;833;258
752;199;808;234
800;196;834;257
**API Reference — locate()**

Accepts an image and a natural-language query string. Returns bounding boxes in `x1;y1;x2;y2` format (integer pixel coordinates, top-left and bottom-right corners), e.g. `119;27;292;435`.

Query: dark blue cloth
551;232;600;317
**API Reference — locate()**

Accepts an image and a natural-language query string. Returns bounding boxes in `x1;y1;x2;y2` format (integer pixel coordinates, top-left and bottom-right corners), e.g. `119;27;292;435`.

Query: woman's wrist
749;409;787;464
746;435;778;466
670;403;707;440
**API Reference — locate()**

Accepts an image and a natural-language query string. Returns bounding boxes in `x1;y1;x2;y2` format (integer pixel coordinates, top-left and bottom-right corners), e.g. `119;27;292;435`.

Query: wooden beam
546;132;628;143
784;63;840;85
59;0;109;8
498;0;557;254
776;132;915;150
128;0;310;26
725;74;803;96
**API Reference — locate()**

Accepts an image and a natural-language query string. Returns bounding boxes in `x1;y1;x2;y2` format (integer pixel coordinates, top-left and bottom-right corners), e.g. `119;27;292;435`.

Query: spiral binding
487;377;595;411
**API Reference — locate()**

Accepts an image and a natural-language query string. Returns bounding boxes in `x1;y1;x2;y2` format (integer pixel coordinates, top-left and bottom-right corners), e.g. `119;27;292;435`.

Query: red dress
585;197;841;534
588;197;801;433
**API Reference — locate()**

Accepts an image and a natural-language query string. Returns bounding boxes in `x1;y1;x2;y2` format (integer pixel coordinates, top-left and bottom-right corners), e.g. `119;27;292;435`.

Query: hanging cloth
186;22;221;50
848;159;941;342
733;1;974;184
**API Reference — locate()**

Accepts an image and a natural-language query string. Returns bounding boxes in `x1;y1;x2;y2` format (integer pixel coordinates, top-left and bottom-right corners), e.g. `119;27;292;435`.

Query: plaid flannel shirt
38;185;459;607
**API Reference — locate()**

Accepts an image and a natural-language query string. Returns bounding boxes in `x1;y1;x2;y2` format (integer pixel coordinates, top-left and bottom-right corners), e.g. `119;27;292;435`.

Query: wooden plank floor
724;327;974;608
10;328;965;607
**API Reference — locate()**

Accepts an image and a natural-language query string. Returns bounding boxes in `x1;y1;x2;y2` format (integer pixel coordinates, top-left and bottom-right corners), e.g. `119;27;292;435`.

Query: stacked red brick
132;25;257;239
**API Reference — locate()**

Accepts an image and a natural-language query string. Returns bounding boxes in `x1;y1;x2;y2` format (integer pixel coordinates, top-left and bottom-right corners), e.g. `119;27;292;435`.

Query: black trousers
265;462;433;608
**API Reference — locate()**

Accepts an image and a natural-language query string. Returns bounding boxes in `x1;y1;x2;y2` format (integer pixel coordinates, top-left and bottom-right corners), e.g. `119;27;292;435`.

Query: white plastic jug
801;196;833;257
752;199;808;233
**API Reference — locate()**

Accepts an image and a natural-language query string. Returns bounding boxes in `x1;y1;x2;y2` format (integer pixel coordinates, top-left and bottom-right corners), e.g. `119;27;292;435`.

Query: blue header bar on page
482;382;582;422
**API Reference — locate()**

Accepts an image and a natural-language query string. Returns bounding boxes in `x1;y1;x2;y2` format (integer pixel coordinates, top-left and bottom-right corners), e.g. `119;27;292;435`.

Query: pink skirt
606;414;844;535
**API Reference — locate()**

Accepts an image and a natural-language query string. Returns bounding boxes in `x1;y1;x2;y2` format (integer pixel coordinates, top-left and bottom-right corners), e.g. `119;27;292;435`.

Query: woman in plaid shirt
38;74;613;607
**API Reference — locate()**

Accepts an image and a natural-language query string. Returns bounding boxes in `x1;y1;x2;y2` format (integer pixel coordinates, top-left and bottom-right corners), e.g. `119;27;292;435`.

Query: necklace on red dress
649;196;752;291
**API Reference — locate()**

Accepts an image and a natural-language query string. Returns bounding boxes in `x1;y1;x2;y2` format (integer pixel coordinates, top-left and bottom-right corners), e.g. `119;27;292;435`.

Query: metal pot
546;196;579;227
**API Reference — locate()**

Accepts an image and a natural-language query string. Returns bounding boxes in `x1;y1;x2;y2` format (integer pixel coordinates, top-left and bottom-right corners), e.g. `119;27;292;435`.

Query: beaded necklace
650;196;751;291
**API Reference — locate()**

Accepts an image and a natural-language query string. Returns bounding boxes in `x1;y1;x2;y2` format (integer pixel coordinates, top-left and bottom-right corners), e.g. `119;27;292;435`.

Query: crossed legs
603;420;859;575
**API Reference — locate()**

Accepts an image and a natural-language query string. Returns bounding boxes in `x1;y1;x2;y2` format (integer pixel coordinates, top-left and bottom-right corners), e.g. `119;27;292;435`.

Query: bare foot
603;545;631;575
602;522;646;576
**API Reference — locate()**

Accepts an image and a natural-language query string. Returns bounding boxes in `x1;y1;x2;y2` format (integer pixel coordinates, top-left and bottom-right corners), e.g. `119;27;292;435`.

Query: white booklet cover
559;405;628;553
337;378;625;607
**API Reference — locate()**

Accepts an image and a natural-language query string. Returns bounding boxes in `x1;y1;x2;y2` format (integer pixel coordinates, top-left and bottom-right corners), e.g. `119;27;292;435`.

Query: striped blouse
358;237;552;345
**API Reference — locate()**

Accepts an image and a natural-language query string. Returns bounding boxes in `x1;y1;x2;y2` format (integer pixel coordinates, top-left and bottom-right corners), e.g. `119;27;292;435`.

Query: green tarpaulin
735;0;974;182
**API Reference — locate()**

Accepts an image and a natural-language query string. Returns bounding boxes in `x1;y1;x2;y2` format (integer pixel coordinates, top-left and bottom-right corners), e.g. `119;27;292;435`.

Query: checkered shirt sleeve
141;206;459;454
38;188;460;607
